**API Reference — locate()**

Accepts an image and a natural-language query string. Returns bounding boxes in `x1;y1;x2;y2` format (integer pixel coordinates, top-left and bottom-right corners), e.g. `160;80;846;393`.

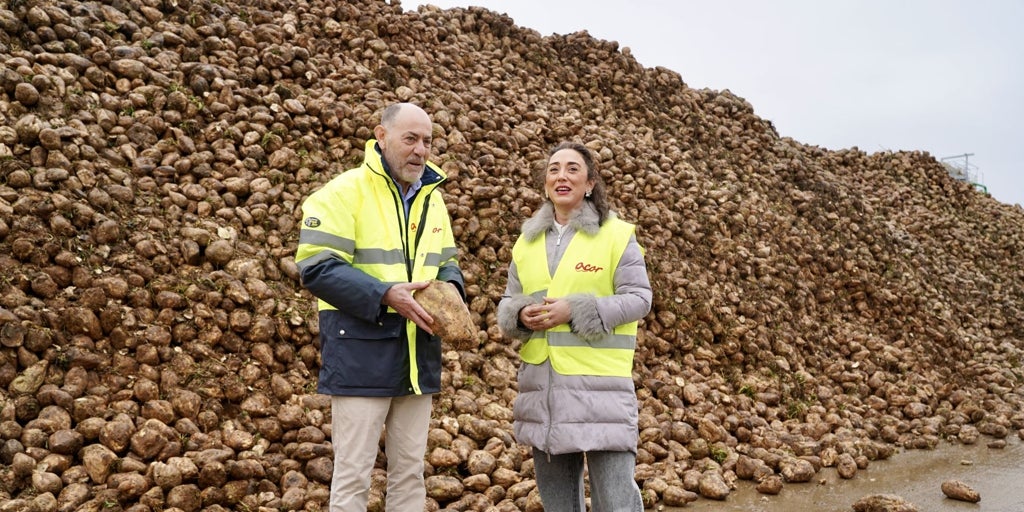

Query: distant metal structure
940;153;987;193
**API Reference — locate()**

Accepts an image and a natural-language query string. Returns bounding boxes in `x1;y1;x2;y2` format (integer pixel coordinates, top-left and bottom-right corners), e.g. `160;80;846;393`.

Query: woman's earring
585;190;592;198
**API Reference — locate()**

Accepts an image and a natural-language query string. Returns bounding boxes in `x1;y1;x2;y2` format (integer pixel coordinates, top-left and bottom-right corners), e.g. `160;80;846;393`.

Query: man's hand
382;281;434;335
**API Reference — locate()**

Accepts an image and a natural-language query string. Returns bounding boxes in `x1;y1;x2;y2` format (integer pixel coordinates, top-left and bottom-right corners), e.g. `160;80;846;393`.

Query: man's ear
373;125;386;144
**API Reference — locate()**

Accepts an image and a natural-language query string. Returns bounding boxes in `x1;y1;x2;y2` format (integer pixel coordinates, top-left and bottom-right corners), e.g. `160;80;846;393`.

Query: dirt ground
659;436;1024;512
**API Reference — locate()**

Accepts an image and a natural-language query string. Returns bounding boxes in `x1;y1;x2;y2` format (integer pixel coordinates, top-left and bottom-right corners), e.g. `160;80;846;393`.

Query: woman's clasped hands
519;297;571;332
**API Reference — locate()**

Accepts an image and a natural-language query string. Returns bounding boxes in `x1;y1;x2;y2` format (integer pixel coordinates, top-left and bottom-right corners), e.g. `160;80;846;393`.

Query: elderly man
295;103;464;511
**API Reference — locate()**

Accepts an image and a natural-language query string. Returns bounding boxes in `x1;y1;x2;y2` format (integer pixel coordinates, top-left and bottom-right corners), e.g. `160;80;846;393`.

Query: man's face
376;107;433;188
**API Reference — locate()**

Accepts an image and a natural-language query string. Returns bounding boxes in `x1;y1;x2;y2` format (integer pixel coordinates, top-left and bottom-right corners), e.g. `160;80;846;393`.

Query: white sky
411;0;1024;207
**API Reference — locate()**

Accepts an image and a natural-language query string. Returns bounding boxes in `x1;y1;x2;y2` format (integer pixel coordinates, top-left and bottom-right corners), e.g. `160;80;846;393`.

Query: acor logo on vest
304;217;321;228
575;262;604;273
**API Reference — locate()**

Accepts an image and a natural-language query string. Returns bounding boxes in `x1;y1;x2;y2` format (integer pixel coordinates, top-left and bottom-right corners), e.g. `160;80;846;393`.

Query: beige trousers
329;394;433;512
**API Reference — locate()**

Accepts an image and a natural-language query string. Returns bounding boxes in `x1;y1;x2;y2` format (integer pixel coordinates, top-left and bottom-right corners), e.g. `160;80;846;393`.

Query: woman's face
545;148;594;216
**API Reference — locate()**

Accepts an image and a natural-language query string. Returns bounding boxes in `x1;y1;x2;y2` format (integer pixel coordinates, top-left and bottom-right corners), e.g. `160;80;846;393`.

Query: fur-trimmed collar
521;201;611;241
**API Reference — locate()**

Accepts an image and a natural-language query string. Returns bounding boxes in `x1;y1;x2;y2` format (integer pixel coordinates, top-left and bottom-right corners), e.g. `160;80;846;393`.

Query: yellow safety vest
514;217;638;377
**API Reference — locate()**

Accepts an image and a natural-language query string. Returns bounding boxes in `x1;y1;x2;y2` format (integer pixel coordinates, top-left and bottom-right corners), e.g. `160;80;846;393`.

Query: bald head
380;103;430;130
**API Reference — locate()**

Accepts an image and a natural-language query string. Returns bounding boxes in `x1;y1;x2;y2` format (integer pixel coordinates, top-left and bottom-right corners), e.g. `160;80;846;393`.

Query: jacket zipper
545;223;566;457
388;184;413;281
545;361;554;459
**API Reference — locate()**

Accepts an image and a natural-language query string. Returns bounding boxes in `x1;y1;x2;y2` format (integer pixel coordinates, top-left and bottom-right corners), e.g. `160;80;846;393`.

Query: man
295;103;464;511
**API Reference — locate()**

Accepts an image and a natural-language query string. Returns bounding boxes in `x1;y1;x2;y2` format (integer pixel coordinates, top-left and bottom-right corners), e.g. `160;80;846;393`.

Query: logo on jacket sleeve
304;217;321;228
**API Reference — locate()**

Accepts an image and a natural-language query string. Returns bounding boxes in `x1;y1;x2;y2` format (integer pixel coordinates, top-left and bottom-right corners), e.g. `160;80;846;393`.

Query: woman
498;141;653;511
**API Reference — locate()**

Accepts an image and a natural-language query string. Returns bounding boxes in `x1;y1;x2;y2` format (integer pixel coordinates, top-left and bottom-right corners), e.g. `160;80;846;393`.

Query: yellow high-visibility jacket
295;139;462;396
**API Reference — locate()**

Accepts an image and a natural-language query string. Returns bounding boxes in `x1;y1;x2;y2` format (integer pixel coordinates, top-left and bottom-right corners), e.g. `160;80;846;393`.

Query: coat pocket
317;311;409;393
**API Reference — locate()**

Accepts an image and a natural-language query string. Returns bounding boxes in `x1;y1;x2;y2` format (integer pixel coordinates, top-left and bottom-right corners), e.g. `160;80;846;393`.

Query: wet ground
659;436;1024;512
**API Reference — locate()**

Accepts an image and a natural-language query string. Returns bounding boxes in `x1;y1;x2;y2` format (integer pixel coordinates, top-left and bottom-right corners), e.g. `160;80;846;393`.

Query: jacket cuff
498;294;541;340
564;293;604;342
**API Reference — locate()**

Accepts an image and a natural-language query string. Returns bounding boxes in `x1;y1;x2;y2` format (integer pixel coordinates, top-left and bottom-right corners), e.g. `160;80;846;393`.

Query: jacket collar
363;138;446;188
521;201;605;241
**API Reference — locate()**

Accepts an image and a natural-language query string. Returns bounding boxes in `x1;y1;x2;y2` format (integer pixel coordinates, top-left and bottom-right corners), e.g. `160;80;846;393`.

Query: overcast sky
411;0;1024;207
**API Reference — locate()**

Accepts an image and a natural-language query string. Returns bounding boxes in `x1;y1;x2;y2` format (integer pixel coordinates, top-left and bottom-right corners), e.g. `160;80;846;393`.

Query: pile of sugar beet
1;0;1022;511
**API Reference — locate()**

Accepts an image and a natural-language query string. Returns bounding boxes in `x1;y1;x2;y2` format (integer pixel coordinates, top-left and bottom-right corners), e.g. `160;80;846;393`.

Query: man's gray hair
380;103;406;128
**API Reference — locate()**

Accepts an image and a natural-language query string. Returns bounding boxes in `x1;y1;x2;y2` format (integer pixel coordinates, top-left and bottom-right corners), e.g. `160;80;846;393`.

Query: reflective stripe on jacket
514;216;638;377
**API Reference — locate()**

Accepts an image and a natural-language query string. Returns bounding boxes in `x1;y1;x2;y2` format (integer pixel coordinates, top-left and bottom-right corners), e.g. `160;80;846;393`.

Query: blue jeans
533;448;644;512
